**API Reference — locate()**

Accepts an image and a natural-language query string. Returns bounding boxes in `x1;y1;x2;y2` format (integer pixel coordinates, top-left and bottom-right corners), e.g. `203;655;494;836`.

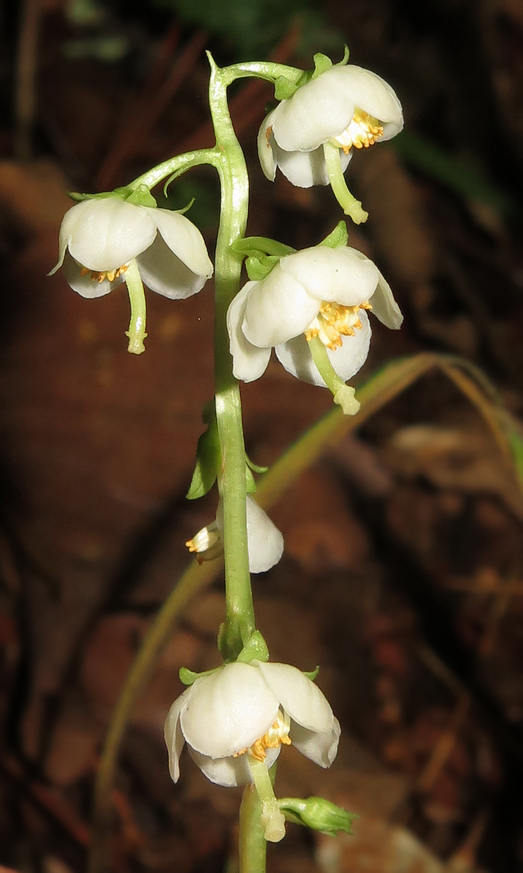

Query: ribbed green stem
207;53;254;660
124;260;147;354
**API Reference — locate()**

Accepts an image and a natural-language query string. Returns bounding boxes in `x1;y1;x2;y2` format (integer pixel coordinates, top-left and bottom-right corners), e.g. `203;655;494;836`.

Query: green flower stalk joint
186;495;284;573
258;59;403;223
50;191;213;353
164;660;340;842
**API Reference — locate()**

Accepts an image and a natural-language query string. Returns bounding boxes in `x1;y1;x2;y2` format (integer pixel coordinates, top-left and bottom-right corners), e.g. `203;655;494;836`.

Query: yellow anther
234;712;292;762
332;109;384;154
81;264;129;283
306;301;371;350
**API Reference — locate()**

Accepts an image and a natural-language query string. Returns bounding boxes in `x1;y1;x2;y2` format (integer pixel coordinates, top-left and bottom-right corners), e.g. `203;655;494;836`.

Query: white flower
51;195;213;299
258;64;403;189
186;495;284;574
227;245;402;398
164;659;340;788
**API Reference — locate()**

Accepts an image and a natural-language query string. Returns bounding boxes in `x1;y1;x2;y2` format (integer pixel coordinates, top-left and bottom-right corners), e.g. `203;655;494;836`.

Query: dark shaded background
2;0;523;871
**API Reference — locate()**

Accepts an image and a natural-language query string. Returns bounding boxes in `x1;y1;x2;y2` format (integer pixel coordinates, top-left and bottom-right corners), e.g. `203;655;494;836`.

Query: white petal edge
146;207;213;280
227;282;272;382
242;264;319;348
257;110;278;181
164;688;190;782
290;716;341;768
279;247;380;306
66;198;158;272
188;745;281;787
179;662;280;759
275;312;371;387
245;496;284;573
62;252;123;298
369;271;403;329
255;661;335;734
271;79;356;153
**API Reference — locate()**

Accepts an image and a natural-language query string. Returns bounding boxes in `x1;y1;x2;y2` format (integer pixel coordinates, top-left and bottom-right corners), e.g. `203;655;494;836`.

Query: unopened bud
278;796;357;837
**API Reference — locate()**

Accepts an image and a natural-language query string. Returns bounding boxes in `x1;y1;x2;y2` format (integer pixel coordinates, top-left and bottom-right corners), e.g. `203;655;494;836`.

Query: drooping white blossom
50;195;213;299
164;660;340;788
258;64;403;189
186;495;284;574
227;245;402;395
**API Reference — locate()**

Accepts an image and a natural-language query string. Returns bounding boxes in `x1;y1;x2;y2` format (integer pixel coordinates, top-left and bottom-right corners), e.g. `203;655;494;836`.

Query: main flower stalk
207;54;255;659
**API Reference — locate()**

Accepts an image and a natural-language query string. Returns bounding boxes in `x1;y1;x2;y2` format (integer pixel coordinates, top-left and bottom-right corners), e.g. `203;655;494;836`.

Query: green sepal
179;665;219;686
232;236;295;259
303;666;319;681
310;52;333;79
274;75;300;100
124;184;157;207
186;402;221;500
318;220;349;249
278;796;358;837
246;454;269;475
246;465;257;494
334;45;350;67
67;184;157;208
245;254;281;281
236;630;270;664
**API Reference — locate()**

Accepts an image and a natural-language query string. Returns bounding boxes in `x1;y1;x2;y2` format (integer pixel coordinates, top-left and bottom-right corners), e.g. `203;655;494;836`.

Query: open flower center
305;301;372;351
235;710;292;763
80;264;129;283
332;109;384;154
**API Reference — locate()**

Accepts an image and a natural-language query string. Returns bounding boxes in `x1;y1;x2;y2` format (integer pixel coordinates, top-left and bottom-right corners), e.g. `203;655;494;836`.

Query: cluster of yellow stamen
305;300;372;350
234;712;292;763
333;109;384;154
80;264;129;283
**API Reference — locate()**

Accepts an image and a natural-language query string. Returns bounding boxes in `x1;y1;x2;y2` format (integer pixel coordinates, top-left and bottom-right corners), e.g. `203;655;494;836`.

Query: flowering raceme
227;244;402;413
164;660;340;788
186;495;284;573
51;194;213;299
258;63;403;221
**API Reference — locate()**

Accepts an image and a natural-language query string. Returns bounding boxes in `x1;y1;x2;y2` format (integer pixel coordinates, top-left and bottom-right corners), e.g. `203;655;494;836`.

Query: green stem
207;53;254;659
322;142;368;224
239;785;267;873
128;148;219;193
222;61;302;87
124;260;147;354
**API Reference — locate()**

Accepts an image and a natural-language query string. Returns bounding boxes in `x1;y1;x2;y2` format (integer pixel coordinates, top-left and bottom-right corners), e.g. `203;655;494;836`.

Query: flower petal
180;663;279;759
329;66;403;139
369;271;403;329
257;109;278;182
290;717;341;768
245;496;284;573
66;198;158;272
136;235;208;299
275;311;371;387
145;207;213;284
164;689;190;782
276;143;351;188
271;77;357;152
188;745;281;788
242;265;319;348
228;282;272;382
280;247;380;306
255;661;336;735
62;252;123;298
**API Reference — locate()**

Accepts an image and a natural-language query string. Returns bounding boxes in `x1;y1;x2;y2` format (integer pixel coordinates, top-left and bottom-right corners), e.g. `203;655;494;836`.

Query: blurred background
2;0;523;870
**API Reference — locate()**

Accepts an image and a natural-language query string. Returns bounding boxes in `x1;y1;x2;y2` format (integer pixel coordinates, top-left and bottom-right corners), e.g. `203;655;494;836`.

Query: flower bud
278;796;357;837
